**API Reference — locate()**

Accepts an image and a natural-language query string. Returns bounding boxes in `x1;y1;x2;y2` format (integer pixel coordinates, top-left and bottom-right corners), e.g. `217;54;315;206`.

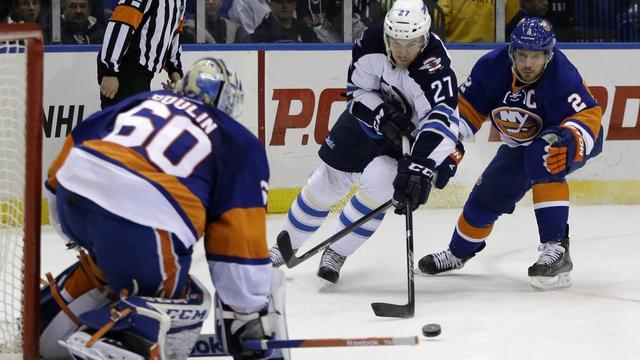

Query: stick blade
276;231;302;268
371;302;414;318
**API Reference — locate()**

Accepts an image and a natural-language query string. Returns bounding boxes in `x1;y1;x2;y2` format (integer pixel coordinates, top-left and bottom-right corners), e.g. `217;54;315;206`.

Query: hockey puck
422;323;441;337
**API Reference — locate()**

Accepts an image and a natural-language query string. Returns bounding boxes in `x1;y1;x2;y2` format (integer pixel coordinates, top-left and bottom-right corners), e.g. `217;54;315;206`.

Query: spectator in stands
60;0;105;44
617;0;639;41
246;0;319;43
228;0;270;34
182;0;246;43
544;0;577;41
309;0;367;43
435;0;496;42
506;0;549;38
4;0;50;42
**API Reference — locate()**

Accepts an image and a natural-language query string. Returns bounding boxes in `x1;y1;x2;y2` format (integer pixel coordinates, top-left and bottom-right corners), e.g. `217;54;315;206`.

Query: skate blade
318;278;337;292
530;272;572;290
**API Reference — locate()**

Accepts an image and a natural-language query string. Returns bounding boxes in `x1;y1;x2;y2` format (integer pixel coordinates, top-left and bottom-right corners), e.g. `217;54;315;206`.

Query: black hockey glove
434;142;465;189
392;156;436;215
373;103;415;150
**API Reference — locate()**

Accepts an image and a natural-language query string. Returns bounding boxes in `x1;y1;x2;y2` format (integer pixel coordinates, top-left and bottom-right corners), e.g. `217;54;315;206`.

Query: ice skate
528;238;572;290
317;247;347;284
417;243;485;275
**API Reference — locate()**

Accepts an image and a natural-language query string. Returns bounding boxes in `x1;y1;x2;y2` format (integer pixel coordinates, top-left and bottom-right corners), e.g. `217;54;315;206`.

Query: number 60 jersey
46;90;271;272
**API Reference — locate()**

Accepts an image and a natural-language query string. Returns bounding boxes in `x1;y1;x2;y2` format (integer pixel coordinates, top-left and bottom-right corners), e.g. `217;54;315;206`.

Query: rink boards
39;44;640;217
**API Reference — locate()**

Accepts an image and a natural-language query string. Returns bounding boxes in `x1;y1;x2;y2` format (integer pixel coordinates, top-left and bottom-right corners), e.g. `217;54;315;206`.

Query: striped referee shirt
98;0;186;77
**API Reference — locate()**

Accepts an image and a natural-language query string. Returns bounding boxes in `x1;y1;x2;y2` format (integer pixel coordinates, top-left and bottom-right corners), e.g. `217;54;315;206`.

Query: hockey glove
542;125;585;175
392;156;435;215
434;142;465;189
373;103;415;150
526;125;585;182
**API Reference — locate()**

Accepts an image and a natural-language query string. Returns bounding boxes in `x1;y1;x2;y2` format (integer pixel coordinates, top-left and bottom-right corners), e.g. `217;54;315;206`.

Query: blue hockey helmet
509;17;556;56
176;58;244;118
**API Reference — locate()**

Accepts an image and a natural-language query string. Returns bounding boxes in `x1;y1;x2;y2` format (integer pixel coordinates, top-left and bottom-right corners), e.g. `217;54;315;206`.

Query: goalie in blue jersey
417;18;604;290
39;58;289;360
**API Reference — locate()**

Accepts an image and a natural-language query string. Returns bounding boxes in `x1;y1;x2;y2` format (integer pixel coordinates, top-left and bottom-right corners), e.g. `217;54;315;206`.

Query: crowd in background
1;0;638;44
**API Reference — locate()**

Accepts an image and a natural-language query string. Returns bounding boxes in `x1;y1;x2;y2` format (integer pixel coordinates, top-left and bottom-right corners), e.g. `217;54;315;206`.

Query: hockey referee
97;0;186;109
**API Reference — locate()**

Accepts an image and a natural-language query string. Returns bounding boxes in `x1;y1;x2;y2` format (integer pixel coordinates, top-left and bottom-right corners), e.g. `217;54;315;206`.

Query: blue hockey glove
434;142;465;189
392;156;435;215
373;103;415;150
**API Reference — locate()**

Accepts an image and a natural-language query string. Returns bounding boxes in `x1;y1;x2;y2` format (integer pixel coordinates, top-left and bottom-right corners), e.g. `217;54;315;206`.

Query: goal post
0;23;43;360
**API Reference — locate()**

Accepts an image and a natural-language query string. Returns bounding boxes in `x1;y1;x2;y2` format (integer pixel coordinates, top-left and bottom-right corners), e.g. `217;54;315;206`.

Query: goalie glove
372;103;415;150
392;156;435;215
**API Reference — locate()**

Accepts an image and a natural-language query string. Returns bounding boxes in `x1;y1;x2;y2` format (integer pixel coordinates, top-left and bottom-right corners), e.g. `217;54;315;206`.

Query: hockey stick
278;199;393;268
189;333;419;356
371;136;416;318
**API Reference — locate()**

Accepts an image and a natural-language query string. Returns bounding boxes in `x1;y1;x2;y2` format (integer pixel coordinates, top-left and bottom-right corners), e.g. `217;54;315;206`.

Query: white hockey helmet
383;0;431;63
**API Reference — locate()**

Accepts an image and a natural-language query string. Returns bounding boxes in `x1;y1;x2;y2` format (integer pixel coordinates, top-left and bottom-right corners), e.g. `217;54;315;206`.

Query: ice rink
41;204;640;360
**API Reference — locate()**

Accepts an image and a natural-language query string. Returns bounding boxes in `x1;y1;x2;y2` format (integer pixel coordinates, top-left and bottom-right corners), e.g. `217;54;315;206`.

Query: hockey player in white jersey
270;0;464;283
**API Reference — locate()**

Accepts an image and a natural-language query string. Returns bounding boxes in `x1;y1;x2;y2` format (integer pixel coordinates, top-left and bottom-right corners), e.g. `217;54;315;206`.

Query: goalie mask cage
0;24;43;360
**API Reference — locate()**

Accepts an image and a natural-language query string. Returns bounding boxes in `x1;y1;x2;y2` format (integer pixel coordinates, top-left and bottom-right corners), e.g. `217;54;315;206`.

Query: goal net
0;24;43;360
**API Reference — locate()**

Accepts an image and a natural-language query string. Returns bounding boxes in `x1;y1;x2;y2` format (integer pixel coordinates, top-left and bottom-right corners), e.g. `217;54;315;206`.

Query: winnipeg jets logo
380;77;413;118
419;57;442;73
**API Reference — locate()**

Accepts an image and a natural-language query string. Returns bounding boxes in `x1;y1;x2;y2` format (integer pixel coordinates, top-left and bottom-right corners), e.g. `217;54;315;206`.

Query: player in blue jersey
39;58;289;360
269;0;464;284
417;18;604;290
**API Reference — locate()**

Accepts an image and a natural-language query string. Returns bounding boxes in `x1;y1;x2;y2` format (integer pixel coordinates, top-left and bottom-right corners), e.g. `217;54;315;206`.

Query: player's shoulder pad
352;20;386;61
408;33;454;79
543;48;583;88
406;34;456;90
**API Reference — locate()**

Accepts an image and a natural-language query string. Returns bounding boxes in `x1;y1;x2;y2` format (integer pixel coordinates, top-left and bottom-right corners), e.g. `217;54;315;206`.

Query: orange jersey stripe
458;95;487;132
205;207;268;260
47;135;76;190
562;105;602;139
82;140;206;237
110;5;144;29
158;230;179;298
457;214;494;241
532;182;569;204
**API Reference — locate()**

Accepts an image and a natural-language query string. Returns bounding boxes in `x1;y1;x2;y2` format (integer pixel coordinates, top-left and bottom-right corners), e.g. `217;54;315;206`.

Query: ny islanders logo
491;107;543;142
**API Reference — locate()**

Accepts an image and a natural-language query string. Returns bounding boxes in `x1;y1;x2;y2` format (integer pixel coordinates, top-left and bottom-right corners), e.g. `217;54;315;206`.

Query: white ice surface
41;205;640;360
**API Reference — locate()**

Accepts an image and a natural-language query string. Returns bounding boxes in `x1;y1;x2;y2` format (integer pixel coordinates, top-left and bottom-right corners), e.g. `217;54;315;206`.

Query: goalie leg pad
61;276;211;360
215;268;290;360
40;261;113;360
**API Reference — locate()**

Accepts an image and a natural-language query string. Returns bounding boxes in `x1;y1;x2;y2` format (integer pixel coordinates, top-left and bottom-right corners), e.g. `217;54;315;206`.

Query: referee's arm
98;0;147;76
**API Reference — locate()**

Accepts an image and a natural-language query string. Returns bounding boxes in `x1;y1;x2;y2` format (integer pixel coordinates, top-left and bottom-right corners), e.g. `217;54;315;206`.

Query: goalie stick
371;136;416;318
189;333;419;356
278;199;393;268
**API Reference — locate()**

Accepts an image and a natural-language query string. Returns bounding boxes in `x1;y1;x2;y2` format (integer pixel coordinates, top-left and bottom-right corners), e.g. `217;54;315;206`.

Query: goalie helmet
176;58;245;118
383;0;431;64
509;17;556;63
